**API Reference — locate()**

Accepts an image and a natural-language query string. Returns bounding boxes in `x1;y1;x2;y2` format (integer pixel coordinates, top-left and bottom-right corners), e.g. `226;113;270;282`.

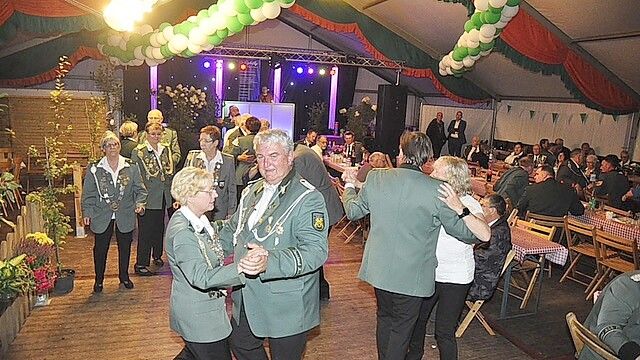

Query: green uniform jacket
130;143;174;210
226;134;256;186
81;157;147;234
165;210;245;343
219;170;329;338
139;126;181;165
342;164;478;297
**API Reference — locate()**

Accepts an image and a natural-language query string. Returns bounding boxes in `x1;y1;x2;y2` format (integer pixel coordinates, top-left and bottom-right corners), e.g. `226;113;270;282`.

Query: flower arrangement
16;232;57;295
0;254;35;300
339;96;377;141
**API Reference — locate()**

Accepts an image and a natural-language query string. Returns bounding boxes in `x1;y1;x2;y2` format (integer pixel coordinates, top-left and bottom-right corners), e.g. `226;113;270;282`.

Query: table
571;212;640;242
323;156;359;174
499;227;568;319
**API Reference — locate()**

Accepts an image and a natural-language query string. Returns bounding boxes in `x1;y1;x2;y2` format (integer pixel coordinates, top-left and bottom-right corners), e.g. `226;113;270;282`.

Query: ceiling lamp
103;0;157;32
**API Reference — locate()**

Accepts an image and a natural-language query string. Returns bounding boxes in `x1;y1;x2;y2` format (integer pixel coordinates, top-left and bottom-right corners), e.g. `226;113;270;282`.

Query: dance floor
5;226;586;360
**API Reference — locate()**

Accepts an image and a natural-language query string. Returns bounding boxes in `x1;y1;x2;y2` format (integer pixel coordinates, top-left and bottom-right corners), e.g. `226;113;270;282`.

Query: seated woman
166;167;268;360
467;193;513;302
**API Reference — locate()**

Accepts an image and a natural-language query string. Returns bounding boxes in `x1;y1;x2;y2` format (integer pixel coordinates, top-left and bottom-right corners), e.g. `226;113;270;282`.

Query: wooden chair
456;249;516;338
525;211;566;244
559;218;599;291
602;205;633;218
587;229;639;300
506;208;518;227
565;312;618;360
511;218;556;308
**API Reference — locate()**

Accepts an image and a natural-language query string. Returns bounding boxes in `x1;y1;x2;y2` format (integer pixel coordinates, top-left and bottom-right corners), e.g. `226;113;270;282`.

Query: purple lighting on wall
150;65;158;110
273;67;281;103
215;60;223;101
329;66;338;130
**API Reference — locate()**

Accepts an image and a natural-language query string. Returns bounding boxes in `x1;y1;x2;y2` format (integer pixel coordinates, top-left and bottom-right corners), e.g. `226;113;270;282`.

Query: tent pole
627;111;640;160
489;99;497;149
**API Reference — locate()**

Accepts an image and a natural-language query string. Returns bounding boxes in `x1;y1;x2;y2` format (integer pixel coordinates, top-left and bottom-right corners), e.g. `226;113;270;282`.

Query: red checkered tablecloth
510;227;568;266
570;213;640;243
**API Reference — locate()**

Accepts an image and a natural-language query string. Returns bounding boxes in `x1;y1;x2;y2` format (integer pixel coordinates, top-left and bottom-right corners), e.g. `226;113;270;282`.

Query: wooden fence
0;201;44;355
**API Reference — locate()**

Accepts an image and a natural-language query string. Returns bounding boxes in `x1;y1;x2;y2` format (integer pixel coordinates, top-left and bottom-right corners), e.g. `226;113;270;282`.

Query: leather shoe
134;266;154;276
153;258;164;267
120;280;134;289
93;283;103;293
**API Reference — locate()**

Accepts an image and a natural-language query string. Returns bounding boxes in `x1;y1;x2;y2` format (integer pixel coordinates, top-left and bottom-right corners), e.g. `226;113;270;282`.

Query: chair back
594;229;639;272
526;211;566;243
506;208;518;227
513;218;556;242
565;312;619;360
565;217;597;251
602;205;633;218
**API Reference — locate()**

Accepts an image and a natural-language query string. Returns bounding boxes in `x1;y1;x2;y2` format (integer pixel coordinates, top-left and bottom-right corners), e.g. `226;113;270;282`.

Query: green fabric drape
0;12;102;45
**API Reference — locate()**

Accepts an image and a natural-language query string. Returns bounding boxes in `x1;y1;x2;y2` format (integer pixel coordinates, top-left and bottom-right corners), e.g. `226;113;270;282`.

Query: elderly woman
166;167;267;360
119;120;138;158
131;122;175;276
408;156;490;360
82;131;147;293
584;154;600;183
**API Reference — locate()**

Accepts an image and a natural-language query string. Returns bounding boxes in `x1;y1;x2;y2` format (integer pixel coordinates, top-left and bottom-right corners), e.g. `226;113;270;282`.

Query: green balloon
483;11;501;24
238;13;254;26
217;29;229;38
234;0;250;14
227;16;244;33
160;45;173;57
175;22;197;36
127;33;143;48
506;0;520;5
452;46;469;61
468;47;481;56
207;35;223;46
180;49;195;58
158;22;172;31
208;4;219;13
464;20;474;32
479;40;495;51
488;5;503;14
263;0;275;2
471;13;484;28
197;9;209;22
453;73;463;78
244;0;263;9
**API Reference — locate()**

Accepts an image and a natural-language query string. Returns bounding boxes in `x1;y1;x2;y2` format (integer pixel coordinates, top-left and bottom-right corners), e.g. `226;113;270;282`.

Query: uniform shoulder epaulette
299;178;316;190
124;157;135;164
247;177;262;186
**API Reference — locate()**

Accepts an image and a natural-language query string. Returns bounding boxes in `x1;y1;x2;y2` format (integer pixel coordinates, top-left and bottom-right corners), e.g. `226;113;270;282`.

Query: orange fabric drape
0;0;92;25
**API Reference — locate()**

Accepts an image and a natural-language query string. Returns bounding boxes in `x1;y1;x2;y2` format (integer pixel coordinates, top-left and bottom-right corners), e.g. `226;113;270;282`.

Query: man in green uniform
219;129;328;360
139;109;181;165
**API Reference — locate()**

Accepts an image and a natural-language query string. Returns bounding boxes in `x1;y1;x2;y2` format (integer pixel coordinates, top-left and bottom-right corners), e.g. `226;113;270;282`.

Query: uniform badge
312;212;325;231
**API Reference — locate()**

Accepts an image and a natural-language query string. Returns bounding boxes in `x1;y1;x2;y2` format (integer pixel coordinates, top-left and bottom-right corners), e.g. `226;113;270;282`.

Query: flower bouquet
16;232;57;305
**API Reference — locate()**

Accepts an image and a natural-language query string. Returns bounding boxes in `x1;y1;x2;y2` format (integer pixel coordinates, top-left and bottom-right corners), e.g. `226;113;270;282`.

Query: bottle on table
486;169;492;182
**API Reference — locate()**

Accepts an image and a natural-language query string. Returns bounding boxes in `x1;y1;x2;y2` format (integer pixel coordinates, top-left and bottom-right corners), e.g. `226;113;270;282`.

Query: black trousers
448;139;464;157
174;338;232;360
406;281;472;360
136;208;165;267
93;219;132;284
433;142;445;158
318;225;333;300
374;287;424;360
231;306;307;360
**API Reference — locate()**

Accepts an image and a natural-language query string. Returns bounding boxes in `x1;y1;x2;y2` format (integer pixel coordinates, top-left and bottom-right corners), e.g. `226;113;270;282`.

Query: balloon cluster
439;0;520;77
98;0;295;66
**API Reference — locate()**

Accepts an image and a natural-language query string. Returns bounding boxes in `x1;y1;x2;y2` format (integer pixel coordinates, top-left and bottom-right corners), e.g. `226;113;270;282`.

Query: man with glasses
517;164;584;217
219;129;328;360
183;125;237;220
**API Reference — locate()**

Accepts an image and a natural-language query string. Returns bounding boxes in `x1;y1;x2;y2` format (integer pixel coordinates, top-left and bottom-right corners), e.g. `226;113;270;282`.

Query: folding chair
525;211;566;244
565;312;618;360
559;218;599;291
332;177;364;244
456;249;516;338
506;208;518;227
587;229;639;300
602;205;633;218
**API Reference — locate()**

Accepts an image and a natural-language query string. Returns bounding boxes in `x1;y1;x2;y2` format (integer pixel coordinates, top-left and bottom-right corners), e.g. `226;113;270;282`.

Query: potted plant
0;172;22;216
16;232;56;306
0;254;34;313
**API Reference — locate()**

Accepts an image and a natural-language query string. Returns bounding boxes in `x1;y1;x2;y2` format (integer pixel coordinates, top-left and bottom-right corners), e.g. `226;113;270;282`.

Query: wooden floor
5;228;533;359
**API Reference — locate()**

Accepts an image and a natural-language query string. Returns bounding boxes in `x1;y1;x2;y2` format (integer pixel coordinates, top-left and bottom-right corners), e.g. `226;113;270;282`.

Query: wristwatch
458;207;471;219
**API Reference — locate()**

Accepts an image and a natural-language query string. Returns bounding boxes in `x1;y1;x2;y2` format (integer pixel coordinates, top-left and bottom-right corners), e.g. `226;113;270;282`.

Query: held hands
237;243;269;276
437;183;464;215
135;206;145;216
237;150;256;163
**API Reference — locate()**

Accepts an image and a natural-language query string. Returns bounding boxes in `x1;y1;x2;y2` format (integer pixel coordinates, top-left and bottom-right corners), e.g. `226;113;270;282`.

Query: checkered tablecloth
571;213;640;243
510;227;568;266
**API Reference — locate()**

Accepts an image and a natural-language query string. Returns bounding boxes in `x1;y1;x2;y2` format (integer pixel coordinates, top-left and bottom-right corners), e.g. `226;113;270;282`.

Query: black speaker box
375;84;407;158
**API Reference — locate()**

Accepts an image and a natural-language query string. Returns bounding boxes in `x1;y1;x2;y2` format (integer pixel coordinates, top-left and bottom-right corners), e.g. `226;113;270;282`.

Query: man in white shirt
311;135;328;159
464;136;482;162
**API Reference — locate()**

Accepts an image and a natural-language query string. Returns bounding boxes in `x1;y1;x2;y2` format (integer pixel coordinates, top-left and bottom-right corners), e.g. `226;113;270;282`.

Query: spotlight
228;62;236;70
290;81;294;86
330;66;338;76
240;63;248;71
296;67;304;74
203;61;211;69
307;67;314;74
318;68;326;76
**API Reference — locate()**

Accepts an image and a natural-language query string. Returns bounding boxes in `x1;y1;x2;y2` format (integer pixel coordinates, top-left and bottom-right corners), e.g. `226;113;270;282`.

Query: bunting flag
529;110;536;119
507;104;512;113
579;113;587;123
552;112;559;123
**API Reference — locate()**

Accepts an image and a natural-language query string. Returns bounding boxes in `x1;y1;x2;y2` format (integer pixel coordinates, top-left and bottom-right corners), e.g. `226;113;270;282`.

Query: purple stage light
296;67;304;74
203;61;211;69
307;67;314;74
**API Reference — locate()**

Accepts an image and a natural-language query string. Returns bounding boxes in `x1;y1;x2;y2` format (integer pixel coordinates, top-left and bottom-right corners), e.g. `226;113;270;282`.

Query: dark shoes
153;258;164;267
93;283;103;293
120;280;134;289
134;265;155;276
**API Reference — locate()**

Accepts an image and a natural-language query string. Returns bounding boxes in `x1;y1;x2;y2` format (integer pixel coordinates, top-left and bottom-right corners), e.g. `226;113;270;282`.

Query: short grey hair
171;167;213;204
432;156;472;195
119;121;138;137
253;129;294;154
100;131;120;149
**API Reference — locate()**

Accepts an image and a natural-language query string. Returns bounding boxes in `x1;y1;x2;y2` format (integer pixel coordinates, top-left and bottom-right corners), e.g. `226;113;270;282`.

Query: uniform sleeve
171;229;245;291
130;164;148;208
342;180;370;221
260;191;328;280
171;131;181;164
81;167;97;219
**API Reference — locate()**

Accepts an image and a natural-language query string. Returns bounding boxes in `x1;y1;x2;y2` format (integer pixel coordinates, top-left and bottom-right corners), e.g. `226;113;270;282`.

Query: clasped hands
237;243;268;276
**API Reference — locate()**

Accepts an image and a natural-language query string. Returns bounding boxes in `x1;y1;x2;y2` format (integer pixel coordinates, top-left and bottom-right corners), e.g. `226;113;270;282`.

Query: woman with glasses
183;125;236;220
82;131;147;293
131;122;175;276
167;167;267;360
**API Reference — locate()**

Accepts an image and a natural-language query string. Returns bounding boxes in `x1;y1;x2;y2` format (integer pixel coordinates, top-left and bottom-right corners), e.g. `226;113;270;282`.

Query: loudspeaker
375;84;407;158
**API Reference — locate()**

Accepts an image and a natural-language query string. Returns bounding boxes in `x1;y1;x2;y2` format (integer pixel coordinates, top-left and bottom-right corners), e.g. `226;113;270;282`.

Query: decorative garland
439;0;520;77
98;0;295;66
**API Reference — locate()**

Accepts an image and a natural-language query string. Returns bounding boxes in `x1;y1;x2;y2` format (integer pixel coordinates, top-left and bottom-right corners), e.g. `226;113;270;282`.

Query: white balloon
156;32;168;45
439;68;448;76
279;0;295;9
479;34;493;43
152;47;164;59
457;36;468;48
467;28;480;43
108;35;120;47
118;38;128;51
131;58;144;66
202;43;215;51
502;4;519;17
145;46;155;58
451;60;463;70
187;16;198;23
263;2;281;19
220;0;238;17
189;28;208;46
474;0;489;12
137;24;154;35
251;8;267;22
470;54;481;61
149;33;160;47
446;67;453;75
188;43;203;54
488;0;507;8
480;50;492;56
163;26;175;42
134;46;145;59
145;58;159;67
495;20;508;29
170;34;189;53
467;39;480;49
199;18;217;35
462;56;475;67
480;24;496;38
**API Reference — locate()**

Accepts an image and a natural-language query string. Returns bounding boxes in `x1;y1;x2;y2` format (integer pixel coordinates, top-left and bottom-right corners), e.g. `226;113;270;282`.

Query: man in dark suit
531;144;551;168
539;138;556;166
463;136;482;162
517;165;584;217
343;130;365;163
293;144;344;301
557;148;589;191
297;129;317;147
447;111;466;157
426;111;447;158
555;138;571;157
593;154;631;210
493;156;533;206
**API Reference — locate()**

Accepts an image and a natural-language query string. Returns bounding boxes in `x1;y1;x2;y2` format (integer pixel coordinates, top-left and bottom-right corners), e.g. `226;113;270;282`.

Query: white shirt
196;150;223;174
179;206;215;239
96;155;130;219
247;182;281;229
467;146;479;161
435;194;483;284
145;141;166;169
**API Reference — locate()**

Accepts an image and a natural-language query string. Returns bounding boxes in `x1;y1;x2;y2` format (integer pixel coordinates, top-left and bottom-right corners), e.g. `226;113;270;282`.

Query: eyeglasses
199;138;214;144
104;142;119;148
199;189;216;195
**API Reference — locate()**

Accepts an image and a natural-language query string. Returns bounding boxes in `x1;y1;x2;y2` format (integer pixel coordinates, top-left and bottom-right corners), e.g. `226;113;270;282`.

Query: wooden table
323;157;358;174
